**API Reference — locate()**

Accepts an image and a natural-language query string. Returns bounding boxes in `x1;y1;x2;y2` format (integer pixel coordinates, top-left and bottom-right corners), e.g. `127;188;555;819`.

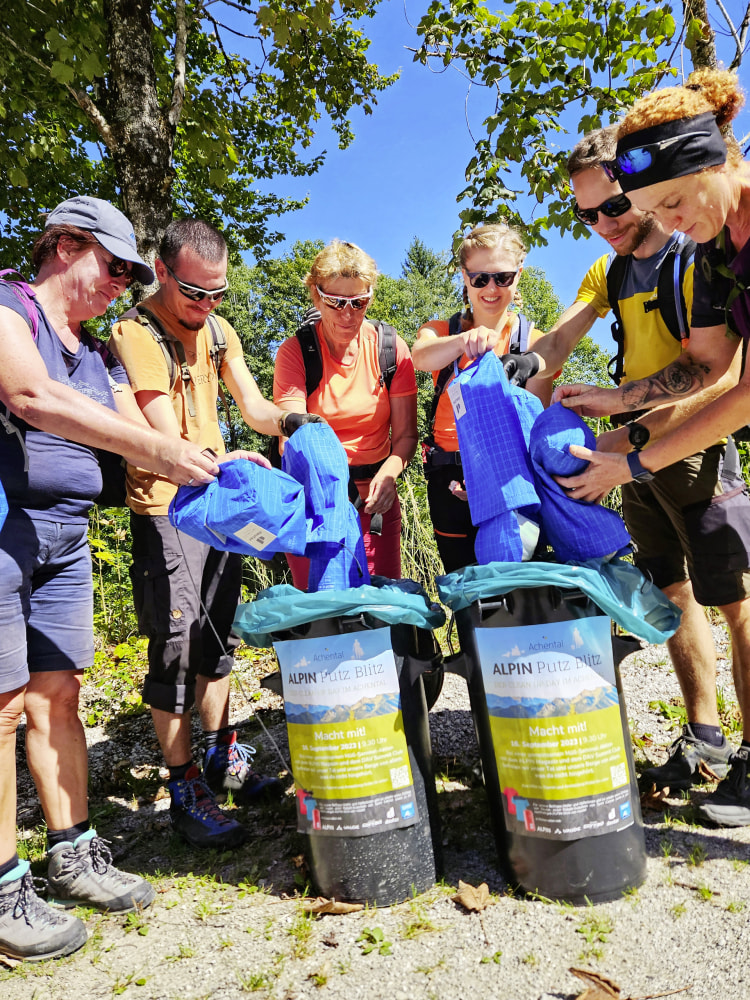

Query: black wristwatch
627;421;650;451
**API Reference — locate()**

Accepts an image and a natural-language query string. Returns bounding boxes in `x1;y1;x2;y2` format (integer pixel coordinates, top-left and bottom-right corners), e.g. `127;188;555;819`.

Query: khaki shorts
622;443;750;607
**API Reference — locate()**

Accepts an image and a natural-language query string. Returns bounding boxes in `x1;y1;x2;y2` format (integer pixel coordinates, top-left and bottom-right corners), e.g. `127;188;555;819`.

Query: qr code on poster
390;765;410;788
610;762;627;787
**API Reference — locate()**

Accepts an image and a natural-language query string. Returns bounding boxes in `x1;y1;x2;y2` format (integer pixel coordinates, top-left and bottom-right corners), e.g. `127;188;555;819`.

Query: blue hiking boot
169;765;248;849
204;731;284;805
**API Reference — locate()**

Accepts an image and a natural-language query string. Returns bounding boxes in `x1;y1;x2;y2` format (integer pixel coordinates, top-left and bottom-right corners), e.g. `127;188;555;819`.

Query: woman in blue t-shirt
0;198;221;962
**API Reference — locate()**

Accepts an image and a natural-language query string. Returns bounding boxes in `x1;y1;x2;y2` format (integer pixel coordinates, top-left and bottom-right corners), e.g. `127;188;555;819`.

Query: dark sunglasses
315;286;372;311
97;247;134;286
572;193;632;226
465;270;518;289
163;261;229;302
602;130;712;181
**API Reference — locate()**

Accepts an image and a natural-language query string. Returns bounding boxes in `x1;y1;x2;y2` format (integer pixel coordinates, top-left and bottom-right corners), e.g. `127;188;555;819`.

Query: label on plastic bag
476;616;634;841
233;521;277;550
274;627;417;837
447;379;466;419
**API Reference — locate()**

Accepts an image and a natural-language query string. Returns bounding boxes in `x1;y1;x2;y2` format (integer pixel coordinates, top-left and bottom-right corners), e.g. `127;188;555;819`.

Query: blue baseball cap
45;196;154;284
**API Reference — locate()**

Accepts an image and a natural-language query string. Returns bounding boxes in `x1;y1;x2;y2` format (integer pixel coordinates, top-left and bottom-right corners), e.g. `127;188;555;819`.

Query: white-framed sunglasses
316;286;372;311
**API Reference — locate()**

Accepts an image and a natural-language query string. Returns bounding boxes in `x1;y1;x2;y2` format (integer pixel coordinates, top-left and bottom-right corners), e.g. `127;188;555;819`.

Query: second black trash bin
449;585;647;904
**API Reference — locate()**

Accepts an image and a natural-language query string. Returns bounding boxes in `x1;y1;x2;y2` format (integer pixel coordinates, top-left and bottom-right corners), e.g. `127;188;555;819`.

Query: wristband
201;447;218;460
626;450;654;482
278;411;290;437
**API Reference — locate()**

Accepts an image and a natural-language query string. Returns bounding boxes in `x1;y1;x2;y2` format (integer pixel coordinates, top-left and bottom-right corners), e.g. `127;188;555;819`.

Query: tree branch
0;27;113;147
168;0;189;129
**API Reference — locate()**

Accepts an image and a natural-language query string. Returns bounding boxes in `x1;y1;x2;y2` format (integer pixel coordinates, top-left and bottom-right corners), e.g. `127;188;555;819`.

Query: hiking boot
698;747;750;827
0;859;87;961
47;830;156;913
169;764;248;849
204;731;284;804
640;724;732;790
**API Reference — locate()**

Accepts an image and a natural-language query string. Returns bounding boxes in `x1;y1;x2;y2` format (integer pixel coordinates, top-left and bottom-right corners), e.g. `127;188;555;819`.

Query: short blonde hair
458;223;527;271
619;69;745;168
305;240;378;292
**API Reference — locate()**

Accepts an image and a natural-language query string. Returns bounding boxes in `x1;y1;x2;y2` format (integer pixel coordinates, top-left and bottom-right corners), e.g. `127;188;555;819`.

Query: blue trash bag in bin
168;458;307;557
282;422;369;591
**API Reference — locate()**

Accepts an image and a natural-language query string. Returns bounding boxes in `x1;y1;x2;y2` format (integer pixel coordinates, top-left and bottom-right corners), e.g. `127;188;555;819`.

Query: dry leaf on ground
451;880;491;911
570;967;621;999
300;896;363;915
640;783;672;811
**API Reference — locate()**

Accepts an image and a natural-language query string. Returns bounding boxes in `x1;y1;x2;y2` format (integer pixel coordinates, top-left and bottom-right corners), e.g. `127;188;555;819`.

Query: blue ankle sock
0;854;20;880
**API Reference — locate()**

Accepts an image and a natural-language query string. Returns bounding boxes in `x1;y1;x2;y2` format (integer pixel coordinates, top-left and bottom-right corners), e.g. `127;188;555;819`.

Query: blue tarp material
0;479;6;533
168;458;307;557
282;422;369;591
233;578;446;648
529;403;632;562
436;560;681;644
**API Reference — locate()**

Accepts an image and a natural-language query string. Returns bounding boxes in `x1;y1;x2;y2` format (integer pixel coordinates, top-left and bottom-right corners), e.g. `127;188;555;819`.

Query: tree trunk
683;0;718;70
104;0;176;268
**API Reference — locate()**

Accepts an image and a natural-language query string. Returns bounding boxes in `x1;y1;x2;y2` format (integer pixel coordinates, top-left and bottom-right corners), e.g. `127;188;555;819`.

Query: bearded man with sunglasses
517;126;750;797
110;219;303;851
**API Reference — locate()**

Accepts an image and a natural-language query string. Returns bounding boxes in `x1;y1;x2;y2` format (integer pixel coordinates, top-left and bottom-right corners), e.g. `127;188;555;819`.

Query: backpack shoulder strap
427;311;465;434
605;252;629;385
650;234;696;347
294;317;323;398
204;313;228;371
509;312;533;354
0;271;39;340
373;320;398;390
135;304;197;417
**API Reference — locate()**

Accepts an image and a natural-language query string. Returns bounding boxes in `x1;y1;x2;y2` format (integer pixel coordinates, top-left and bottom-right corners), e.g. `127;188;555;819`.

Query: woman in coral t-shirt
273;240;418;587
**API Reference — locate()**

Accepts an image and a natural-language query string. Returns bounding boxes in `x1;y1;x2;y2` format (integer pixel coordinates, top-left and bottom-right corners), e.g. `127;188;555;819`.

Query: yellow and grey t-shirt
575;233;695;384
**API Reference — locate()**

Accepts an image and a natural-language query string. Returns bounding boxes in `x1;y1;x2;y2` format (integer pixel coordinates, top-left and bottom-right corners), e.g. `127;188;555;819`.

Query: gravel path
4;623;750;1000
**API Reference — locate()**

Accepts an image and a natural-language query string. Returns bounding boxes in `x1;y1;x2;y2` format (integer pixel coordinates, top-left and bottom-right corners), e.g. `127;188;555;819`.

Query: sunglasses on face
572;192;632;226
465;270;518;289
163;261;229;302
601;130;712;181
97;247;134;286
315;286;372;311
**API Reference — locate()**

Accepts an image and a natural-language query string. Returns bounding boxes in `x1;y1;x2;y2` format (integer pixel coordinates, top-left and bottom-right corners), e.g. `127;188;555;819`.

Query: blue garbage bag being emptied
233;578;445;648
436;560;681;645
282;422;369;591
529;403;632;563
450;351;543;562
168;458;307;557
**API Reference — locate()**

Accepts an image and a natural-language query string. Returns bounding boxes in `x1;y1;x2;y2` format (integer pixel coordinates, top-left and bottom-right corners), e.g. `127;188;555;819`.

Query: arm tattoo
620;356;709;411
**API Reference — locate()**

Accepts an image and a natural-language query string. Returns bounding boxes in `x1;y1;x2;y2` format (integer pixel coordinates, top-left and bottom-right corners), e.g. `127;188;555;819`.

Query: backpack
605;234;696;386
425;309;534;438
0;270;127;507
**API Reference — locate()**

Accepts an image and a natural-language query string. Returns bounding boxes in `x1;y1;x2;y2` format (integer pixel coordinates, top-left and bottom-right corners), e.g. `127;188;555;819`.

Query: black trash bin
266;614;443;906
448;585;646;904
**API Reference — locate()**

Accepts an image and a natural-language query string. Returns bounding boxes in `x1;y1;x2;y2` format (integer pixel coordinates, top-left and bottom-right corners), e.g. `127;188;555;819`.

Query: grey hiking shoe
0;859;87;961
640;724;732;790
698;746;750;827
47;830;155;913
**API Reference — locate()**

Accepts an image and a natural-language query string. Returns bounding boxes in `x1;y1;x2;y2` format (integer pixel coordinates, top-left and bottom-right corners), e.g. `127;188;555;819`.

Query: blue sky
249;1;750;351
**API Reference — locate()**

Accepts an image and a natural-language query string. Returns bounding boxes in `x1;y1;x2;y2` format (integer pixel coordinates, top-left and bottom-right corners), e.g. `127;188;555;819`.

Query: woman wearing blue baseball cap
0;197;221;961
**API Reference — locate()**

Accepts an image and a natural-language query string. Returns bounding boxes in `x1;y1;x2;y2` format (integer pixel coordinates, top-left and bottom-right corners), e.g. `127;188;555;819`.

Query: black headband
614;111;727;192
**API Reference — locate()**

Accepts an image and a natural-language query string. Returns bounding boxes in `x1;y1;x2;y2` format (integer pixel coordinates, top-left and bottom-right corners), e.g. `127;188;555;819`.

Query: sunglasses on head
572;192;632;226
316;286;372;311
465;270;518;289
163;261;229;302
601;130;712;182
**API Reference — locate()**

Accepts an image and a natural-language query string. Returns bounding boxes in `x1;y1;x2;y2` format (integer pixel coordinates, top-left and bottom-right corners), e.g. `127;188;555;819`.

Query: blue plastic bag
168;458;307;557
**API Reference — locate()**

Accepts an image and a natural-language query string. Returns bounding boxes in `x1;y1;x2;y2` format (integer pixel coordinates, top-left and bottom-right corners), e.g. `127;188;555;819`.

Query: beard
178;316;205;331
615;212;657;256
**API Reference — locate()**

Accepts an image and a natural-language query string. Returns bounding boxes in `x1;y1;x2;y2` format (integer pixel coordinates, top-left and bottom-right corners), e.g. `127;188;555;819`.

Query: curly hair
619;69;745;167
566;125;619;177
457;223;527;271
305;240;378;292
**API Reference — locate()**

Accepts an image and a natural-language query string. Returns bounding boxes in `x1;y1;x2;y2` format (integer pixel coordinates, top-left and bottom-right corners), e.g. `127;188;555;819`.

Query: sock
0;853;20;880
688;723;725;747
47;819;90;851
203;726;233;751
741;740;750;751
168;761;195;782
